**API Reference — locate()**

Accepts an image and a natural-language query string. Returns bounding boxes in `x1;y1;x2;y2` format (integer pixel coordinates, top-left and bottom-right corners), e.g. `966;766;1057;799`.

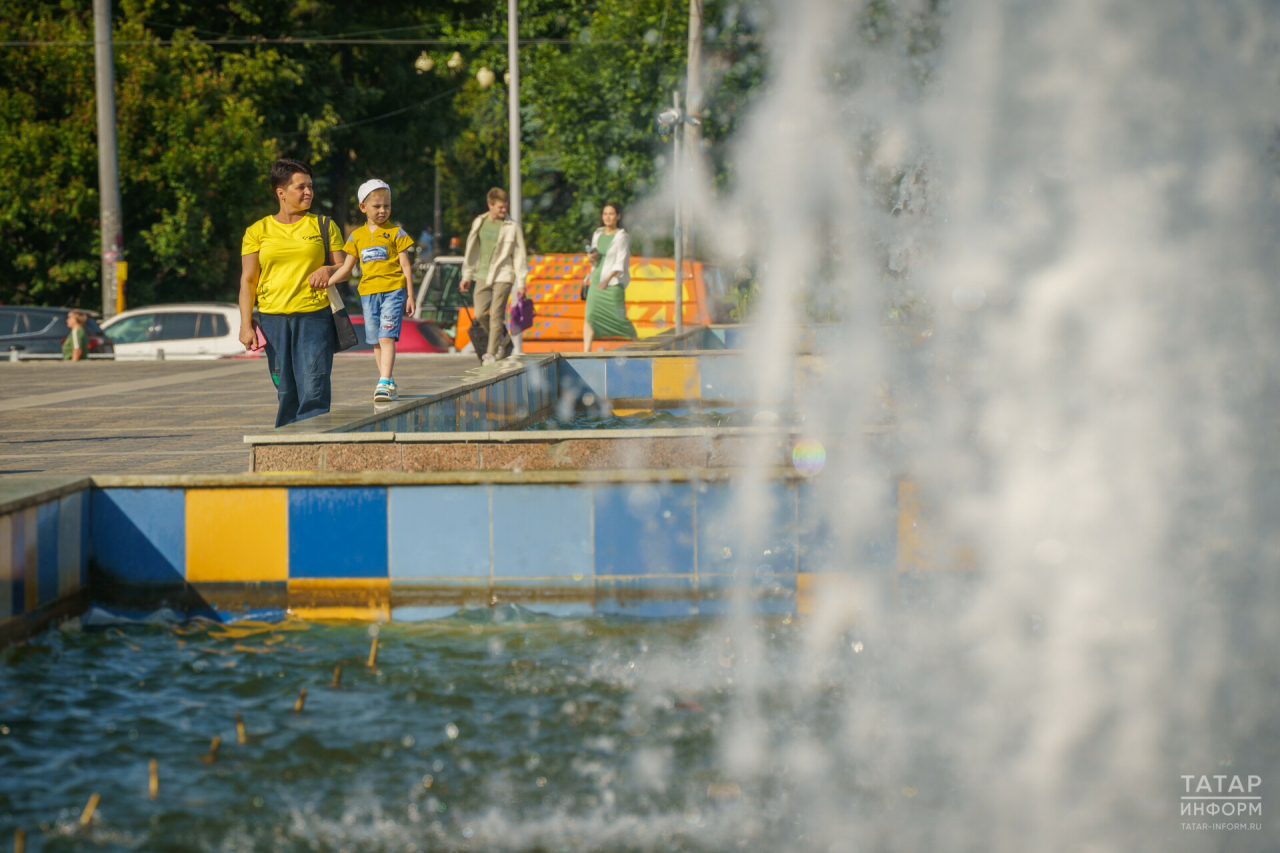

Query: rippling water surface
0;607;867;853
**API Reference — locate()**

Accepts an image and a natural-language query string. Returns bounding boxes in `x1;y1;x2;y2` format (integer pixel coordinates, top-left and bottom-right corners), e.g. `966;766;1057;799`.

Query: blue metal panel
593;483;694;575
388;486;490;579
698;355;750;400
696;482;797;579
491;485;592;579
288;488;388;578
92;488;186;583
605;356;652;399
37;501;58;605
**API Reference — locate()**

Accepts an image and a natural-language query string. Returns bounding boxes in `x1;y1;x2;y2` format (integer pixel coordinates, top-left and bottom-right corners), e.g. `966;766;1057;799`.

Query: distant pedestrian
460;188;528;364
62;310;87;361
583;203;636;351
329;179;416;402
239;159;347;427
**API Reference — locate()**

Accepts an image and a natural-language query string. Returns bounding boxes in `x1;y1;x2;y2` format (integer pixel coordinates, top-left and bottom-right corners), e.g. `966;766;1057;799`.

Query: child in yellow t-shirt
332;179;416;402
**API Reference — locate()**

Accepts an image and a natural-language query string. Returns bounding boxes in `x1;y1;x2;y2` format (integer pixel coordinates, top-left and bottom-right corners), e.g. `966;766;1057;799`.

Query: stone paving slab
0;355;478;476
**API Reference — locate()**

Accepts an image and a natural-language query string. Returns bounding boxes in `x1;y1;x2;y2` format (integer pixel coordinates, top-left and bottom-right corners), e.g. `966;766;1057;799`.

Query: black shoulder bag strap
318;214;359;352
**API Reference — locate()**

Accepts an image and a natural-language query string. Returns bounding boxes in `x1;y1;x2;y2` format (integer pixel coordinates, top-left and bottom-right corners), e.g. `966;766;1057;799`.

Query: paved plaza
0;355;476;475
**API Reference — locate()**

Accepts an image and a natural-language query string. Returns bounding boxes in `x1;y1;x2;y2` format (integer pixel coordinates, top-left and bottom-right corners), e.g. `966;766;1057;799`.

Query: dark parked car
0;306;113;357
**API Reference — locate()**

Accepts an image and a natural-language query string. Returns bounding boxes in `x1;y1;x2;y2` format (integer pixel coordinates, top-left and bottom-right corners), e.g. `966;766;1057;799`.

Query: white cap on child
357;179;391;203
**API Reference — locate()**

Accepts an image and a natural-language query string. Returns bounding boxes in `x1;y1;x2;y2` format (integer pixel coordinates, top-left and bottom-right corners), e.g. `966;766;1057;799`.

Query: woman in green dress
583;203;636;351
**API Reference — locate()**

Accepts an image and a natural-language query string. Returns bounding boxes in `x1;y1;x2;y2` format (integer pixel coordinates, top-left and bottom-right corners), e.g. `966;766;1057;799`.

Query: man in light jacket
460;187;527;364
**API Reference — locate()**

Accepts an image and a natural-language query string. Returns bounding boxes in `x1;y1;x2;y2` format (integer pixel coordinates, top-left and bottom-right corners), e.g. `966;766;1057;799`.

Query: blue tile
696;482;797;578
698;570;797;593
492;485;592;579
563;359;606;398
697;593;795;617
37;501;58;605
389;486;490;579
605;357;652;399
596;576;697;617
698;356;750;400
92;488;186;583
288;488;388;578
392;605;461;621
10;510;26;615
517;602;594;618
797;480;896;573
79;490;90;587
593;484;695;575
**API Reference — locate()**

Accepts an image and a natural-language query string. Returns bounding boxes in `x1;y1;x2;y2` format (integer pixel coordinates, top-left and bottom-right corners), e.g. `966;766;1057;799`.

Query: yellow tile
186;489;288;582
288;579;390;621
796;573;815;616
652;357;699;400
896;479;926;573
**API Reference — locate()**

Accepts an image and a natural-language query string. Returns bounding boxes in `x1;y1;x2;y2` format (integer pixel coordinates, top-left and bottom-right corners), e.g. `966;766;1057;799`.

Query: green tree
0;2;281;307
0;0;771;308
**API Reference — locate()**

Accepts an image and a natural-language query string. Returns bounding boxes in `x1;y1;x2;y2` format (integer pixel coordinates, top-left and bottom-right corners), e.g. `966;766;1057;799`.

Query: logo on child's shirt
361;246;390;264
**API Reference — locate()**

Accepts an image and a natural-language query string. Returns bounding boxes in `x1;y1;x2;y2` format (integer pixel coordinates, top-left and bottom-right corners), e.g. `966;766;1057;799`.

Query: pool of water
526;409;759;431
0;607;867;853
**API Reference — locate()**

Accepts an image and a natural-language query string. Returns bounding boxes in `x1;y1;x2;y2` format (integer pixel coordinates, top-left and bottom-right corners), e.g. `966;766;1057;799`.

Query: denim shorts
361;289;406;344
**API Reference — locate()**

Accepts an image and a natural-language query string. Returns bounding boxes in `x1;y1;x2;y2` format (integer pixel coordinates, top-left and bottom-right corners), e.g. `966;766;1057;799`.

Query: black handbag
468;312;512;362
318;214;360;352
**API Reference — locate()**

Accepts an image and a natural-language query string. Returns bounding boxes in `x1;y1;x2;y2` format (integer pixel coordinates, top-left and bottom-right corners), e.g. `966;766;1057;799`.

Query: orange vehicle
414;254;729;353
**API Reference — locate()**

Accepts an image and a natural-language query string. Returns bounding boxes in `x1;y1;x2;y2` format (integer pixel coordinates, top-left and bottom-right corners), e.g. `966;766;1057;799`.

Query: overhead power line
0;37;658;47
272;85;461;137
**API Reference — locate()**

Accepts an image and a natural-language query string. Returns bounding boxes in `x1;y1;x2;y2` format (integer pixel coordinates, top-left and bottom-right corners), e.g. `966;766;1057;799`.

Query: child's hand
404;300;415;317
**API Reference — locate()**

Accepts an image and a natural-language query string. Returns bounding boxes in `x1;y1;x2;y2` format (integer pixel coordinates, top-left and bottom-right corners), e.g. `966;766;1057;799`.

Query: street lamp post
93;0;123;318
657;94;700;337
507;0;522;224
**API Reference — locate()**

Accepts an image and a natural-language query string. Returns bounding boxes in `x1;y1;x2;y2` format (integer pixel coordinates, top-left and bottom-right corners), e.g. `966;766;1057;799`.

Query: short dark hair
602;202;622;224
487;187;509;205
271;159;312;192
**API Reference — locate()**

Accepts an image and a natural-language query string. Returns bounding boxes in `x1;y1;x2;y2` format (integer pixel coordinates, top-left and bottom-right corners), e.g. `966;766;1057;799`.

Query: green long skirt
584;283;637;339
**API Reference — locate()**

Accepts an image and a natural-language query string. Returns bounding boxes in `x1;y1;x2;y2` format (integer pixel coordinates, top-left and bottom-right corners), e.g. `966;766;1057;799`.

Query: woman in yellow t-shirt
239;159;347;427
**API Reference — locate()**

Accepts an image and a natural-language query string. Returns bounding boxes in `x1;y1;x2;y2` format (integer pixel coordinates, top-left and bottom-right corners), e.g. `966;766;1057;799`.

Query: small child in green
62;310;88;361
331;179;416;402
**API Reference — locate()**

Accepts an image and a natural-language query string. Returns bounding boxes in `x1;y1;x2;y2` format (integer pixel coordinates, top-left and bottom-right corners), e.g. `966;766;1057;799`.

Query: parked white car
101;303;246;359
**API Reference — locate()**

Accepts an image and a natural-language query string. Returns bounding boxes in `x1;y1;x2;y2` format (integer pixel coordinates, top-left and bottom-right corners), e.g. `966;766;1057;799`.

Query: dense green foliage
0;0;767;308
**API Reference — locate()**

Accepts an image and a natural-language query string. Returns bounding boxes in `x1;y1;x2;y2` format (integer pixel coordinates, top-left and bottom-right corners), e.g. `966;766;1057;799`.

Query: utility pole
671;91;683;337
507;0;522;224
683;0;703;261
433;150;443;257
93;0;123;318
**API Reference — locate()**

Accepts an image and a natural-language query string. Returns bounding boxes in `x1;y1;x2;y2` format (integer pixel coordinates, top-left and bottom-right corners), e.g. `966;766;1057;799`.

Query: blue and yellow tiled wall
0;491;90;632
355;361;559;434
558;353;754;404
86;480;893;620
345;352;760;437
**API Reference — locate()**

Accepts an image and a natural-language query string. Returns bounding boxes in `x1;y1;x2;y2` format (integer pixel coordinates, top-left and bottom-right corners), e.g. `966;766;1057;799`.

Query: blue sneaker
374;380;395;402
